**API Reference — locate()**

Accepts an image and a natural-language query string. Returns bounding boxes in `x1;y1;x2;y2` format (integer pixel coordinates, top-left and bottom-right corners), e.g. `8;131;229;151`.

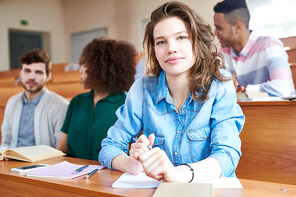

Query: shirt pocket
144;128;165;150
186;124;211;163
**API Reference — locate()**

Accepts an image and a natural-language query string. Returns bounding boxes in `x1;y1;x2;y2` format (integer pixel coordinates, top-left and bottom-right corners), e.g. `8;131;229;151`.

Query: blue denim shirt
99;70;245;177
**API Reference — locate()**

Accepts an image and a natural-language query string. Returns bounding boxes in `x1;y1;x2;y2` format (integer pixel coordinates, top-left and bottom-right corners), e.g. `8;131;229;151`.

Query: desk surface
1;156;296;197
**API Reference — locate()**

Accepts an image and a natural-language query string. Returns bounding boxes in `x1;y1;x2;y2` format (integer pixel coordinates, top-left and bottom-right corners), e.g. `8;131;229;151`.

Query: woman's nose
167;41;177;54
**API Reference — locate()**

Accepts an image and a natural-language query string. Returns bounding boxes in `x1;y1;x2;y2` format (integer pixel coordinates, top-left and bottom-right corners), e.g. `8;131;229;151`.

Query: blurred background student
57;37;136;160
213;0;295;97
1;49;69;149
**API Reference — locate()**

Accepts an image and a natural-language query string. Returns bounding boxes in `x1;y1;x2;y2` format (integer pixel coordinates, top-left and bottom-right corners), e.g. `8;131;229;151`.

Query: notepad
112;172;162;188
152;182;214;197
27;161;105;179
112;172;243;188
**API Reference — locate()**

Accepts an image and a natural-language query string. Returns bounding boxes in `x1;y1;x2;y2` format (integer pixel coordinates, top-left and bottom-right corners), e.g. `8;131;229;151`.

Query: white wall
0;0;66;71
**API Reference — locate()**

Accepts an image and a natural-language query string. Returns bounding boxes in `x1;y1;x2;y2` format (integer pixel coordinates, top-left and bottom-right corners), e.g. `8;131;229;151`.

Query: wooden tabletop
1;156;296;197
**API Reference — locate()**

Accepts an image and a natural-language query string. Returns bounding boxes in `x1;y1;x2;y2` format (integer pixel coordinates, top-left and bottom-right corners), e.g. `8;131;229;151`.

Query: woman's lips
165;56;183;64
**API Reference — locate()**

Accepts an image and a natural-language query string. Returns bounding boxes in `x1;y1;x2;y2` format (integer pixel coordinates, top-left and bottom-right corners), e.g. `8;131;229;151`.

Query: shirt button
204;135;207;138
177;131;180;133
175;152;178;155
182;111;184;113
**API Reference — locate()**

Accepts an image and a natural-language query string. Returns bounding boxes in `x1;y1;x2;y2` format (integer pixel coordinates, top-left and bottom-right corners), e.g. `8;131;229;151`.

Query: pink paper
27;161;105;179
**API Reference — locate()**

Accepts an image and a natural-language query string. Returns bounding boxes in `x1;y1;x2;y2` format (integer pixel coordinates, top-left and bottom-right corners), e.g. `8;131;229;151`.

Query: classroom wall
63;0;221;57
0;0;67;71
0;0;220;71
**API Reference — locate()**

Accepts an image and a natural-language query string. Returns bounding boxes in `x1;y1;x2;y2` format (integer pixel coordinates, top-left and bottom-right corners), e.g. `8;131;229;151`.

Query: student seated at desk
57;37;136;160
1;49;69;148
99;1;245;183
213;0;295;97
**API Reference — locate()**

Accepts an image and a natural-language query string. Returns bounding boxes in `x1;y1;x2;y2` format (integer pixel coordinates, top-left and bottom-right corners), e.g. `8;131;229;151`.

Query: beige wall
63;0;220;56
0;0;220;71
0;0;67;71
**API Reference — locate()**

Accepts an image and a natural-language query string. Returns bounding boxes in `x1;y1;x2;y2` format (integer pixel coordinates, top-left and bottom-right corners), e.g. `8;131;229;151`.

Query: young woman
99;2;245;182
57;37;136;160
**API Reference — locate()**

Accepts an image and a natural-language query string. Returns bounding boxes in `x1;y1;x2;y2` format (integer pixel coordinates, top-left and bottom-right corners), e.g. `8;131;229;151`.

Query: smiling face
153;17;195;79
214;13;236;47
20;63;51;95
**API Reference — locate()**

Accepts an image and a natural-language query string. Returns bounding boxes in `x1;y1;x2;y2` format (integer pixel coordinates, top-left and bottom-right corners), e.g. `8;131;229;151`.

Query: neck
233;29;250;55
24;87;44;102
93;90;110;107
166;74;190;112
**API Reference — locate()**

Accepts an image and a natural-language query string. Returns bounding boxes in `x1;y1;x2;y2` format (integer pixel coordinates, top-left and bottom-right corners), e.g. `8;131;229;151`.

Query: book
0;145;65;162
27;161;105;179
152;182;214;197
237;92;270;101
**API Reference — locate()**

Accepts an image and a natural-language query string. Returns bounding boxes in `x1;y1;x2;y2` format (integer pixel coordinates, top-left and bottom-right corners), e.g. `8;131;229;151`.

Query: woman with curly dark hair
57;37;136;160
100;2;245;182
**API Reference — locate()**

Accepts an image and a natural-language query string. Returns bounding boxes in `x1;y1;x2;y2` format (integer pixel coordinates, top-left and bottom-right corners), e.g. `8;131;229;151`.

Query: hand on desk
233;78;245;93
131;134;191;183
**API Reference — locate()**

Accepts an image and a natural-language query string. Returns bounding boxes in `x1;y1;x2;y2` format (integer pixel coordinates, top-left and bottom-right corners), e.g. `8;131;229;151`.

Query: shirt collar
22;89;45;105
83;89;125;103
156;71;170;104
231;30;257;58
155;71;192;105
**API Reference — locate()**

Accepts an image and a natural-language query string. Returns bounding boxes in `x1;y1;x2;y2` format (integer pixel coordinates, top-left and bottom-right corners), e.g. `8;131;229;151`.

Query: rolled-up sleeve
209;72;245;177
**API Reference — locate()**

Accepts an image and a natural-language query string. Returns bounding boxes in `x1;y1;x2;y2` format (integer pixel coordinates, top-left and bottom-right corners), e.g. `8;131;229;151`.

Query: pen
73;165;89;174
132;137;151;150
85;168;98;179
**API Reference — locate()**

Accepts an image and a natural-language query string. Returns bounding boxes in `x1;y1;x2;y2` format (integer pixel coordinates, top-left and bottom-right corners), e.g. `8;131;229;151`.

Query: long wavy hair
79;37;136;94
143;1;231;102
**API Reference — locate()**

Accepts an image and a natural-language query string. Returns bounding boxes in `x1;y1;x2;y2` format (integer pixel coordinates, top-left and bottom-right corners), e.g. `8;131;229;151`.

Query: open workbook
0;145;65;162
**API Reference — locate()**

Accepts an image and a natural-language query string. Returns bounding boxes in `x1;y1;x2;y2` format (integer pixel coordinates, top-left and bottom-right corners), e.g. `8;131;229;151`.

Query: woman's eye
178;36;187;40
156;41;165;45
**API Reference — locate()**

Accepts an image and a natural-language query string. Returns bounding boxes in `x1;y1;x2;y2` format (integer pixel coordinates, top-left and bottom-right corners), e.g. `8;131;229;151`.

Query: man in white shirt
1;49;69;148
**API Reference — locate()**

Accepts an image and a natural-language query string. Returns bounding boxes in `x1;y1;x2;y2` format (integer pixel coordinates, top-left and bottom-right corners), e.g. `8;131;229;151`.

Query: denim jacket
99;70;245;177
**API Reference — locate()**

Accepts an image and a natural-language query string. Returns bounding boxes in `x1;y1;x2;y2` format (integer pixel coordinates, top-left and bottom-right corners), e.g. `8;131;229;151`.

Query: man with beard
0;49;69;148
213;0;295;97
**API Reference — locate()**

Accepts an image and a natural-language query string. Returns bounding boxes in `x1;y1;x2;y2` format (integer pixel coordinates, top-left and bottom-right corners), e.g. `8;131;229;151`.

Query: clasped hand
128;134;181;182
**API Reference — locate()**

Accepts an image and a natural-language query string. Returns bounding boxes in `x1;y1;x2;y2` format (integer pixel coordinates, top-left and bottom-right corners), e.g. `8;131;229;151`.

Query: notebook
152;182;214;197
27;161;105;179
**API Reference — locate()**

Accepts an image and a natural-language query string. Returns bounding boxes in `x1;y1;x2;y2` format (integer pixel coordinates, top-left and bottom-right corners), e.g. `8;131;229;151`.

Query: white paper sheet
112;172;243;188
112;172;162;188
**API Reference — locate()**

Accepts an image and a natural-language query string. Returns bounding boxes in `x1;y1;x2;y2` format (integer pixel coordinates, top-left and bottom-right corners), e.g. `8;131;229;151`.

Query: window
248;0;296;38
70;28;107;63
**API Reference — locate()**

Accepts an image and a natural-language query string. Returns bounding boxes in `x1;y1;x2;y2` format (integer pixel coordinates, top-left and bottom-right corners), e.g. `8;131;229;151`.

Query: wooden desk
1;156;296;196
237;100;296;185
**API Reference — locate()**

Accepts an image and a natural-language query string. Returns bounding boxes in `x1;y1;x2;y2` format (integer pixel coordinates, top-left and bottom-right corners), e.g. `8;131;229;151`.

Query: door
9;31;43;69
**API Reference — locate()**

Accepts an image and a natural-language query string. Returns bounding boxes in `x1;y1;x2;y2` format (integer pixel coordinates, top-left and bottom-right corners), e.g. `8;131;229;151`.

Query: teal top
61;90;126;160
